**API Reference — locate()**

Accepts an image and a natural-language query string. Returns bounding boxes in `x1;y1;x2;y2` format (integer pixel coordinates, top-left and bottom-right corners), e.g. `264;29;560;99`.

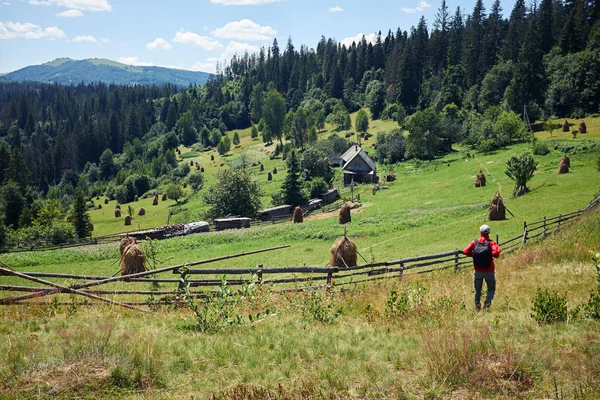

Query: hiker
463;224;502;310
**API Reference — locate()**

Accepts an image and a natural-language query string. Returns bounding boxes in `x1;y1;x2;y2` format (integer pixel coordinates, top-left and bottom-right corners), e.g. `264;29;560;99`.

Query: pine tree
72;190;92;239
281;150;307;206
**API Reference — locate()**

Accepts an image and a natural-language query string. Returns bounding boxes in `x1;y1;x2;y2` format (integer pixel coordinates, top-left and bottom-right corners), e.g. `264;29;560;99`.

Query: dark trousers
474;270;496;308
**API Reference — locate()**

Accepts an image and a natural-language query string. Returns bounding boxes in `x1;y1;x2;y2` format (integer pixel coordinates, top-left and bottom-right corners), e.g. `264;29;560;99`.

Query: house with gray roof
340;145;377;185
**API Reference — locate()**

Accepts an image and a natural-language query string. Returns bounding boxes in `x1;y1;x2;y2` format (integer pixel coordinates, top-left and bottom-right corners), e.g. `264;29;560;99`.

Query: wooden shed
319;188;340;204
257;205;293;221
214;217;251;231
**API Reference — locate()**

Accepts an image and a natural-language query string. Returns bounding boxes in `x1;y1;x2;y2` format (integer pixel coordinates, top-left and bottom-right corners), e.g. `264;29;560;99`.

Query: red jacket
463;234;501;272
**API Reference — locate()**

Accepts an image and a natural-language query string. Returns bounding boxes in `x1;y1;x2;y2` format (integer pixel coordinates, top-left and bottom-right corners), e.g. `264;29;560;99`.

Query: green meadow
0;116;599;399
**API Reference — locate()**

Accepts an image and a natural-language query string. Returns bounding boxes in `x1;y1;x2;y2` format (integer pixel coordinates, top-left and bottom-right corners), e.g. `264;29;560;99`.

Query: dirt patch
9;360;114;397
305;207;367;221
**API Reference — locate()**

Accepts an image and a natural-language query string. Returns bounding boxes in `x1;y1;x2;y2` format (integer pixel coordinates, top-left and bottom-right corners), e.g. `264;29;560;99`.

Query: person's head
480;224;491;235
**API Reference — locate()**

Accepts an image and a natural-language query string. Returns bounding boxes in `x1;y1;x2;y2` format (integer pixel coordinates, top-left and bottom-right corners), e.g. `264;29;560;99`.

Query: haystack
558;155;570;174
134;195;139;202
201;167;205;172
152;195;159;206
579;120;586;134
329;236;357;268
119;235;137;256
114;209;121;218
273;167;277;174
138;207;145;216
268;172;272;181
260;163;264;172
293;206;303;223
96;204;102;210
115;204;121;210
211;154;214;161
386;172;396;182
196;164;200;171
161;192;167;201
474;170;486;187
104;198;109;205
339;203;351;224
190;160;194;166
562;120;569;132
124;215;132;226
488;194;506;221
120;243;146;276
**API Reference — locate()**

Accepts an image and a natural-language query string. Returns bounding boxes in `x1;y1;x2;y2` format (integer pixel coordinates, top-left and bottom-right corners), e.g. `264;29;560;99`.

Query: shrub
531;289;568;324
532;142;550;156
301;289;341;324
385;287;410;317
305;177;328;199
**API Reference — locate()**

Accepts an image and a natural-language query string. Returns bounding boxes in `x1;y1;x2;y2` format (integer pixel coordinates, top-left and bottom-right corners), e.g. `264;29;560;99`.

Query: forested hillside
0;0;599;248
3;58;213;87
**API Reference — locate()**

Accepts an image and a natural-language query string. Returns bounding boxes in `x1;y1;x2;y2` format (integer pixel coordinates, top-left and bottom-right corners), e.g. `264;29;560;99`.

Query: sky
0;0;516;74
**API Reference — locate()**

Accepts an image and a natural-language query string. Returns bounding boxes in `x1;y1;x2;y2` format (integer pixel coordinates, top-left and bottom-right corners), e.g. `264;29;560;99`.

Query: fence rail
0;196;598;306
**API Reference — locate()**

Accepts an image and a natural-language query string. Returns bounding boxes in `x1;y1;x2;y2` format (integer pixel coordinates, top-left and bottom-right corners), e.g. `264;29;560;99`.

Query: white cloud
146;37;172;50
203;25;209;31
210;0;280;5
0;22;65;39
118;56;153;67
29;0;111;12
340;33;377;48
401;1;430;14
220;41;259;61
100;37;109;43
211;19;276;41
3;2;11;5
189;59;218;73
329;5;343;12
172;29;223;51
73;35;97;42
56;9;83;17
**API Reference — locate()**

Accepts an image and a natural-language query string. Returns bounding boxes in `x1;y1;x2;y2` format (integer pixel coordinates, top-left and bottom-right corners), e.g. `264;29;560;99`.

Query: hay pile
190;160;194;166
115;204;121;210
386;172;396;182
124;215;132;226
119;235;136;256
260;163;264;172
196;164;200;171
562;120;570;132
114;209;121;218
339;203;351;224
211;154;214;161
138;207;145;216
161;192;167;201
329;236;357;268
579;120;586;134
293;206;303;223
267;172;272;181
96;204;102;210
152;194;159;205
488;194;506;221
134;195;139;202
273;167;278;174
558;155;570;174
474;170;487;187
120;242;146;276
201;167;205;172
104;198;109;205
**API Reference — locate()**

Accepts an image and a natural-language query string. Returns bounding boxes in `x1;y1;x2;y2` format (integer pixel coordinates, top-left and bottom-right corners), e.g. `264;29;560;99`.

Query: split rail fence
0;196;598;308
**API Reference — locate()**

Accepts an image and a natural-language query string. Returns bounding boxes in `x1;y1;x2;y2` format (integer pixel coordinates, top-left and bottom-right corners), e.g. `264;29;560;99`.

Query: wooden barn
340;145;377;185
214;217;251;231
319;188;339;204
257;205;293;221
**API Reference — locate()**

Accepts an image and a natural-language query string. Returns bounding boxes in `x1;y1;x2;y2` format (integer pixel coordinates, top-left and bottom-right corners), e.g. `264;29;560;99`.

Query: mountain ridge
3;58;212;86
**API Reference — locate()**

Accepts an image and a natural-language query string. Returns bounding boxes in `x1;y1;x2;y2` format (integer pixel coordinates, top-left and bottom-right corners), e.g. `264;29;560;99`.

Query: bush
532;142;550;155
45;221;76;245
305;177;328;199
301;289;341;324
531;289;568;324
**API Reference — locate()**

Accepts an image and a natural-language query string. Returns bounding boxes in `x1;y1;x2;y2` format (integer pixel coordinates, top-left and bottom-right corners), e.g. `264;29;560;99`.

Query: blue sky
0;0;515;74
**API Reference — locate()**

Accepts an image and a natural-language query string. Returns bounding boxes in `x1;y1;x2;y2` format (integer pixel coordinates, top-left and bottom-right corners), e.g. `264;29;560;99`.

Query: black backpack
472;239;492;269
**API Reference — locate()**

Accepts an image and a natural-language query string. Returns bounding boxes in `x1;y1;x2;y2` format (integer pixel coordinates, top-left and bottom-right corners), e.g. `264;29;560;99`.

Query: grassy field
0;206;599;399
0;115;599;398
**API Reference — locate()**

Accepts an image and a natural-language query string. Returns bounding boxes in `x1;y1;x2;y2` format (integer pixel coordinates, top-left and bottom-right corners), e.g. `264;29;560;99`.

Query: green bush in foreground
532;289;568;324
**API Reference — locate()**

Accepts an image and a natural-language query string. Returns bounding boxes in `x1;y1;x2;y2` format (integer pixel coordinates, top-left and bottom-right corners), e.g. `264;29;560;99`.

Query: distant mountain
3;58;212;86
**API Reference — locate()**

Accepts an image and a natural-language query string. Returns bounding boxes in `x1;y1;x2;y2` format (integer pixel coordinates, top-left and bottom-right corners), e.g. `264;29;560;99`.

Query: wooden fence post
454;253;459;272
257;264;263;284
557;214;561;230
327;271;334;285
543;216;547;237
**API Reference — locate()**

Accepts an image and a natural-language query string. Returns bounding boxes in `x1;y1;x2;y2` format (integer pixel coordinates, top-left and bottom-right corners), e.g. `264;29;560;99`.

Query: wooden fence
0;196;598;307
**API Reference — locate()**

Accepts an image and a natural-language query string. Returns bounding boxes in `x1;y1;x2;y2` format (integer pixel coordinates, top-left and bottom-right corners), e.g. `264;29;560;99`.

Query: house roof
341;145;376;172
